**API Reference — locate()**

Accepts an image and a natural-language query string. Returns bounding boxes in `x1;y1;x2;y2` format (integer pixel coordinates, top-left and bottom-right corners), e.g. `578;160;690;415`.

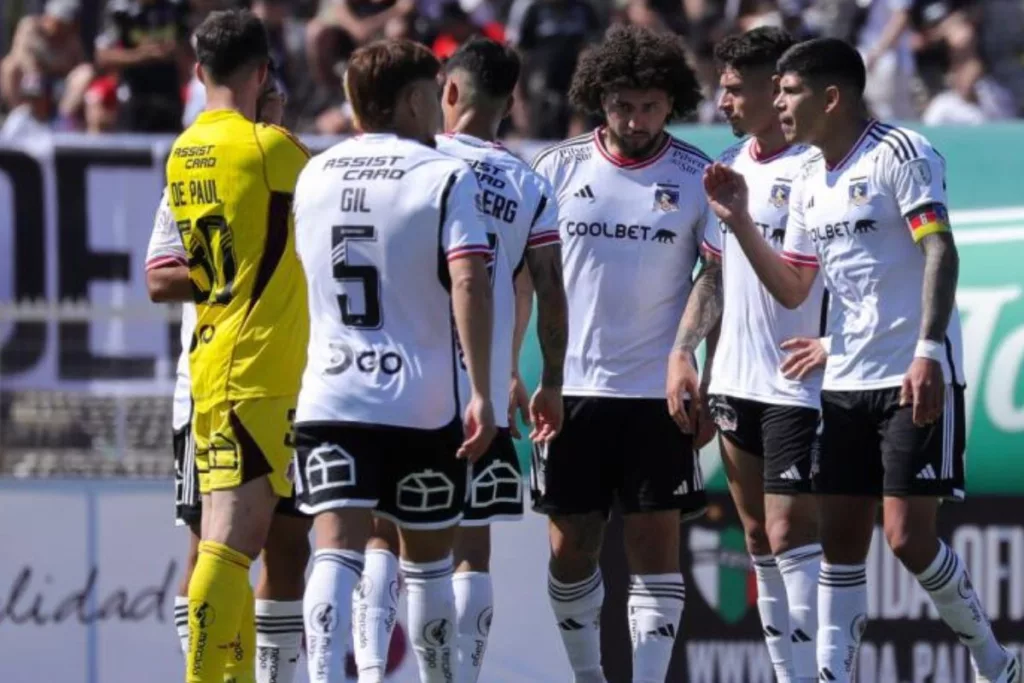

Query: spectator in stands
506;0;601;139
305;0;417;86
93;0;192;133
923;55;1017;124
0;71;52;139
858;0;920;120
1;0;92;127
430;1;505;59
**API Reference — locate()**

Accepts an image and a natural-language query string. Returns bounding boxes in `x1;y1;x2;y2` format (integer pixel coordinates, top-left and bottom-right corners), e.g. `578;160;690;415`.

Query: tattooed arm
525;243;568;388
918;230;959;342
673;256;724;355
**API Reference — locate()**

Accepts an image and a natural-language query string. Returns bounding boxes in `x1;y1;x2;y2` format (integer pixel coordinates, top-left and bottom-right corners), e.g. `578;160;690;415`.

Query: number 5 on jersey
332;224;382;329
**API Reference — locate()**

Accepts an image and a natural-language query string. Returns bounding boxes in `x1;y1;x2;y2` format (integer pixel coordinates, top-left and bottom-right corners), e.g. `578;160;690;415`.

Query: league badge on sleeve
768;182;791;208
908;158;932;186
848;178;870;206
653;184;680;212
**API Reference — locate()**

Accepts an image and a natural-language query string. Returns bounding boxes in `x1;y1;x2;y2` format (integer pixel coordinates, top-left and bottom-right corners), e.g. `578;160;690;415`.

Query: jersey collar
593;127;671;170
826;119;878;172
749;138;790;164
441;131;505;150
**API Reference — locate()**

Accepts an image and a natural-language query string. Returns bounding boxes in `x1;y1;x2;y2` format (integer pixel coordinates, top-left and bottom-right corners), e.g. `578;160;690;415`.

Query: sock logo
192;601;216;628
645;623;676;639
957;573;974;599
477;607;493;637
389;579;401;603
423;618;451;647
850;613;868;640
356;576;374;600
557;618;585;631
310;603;338;634
819;667;836;681
791;628;812;643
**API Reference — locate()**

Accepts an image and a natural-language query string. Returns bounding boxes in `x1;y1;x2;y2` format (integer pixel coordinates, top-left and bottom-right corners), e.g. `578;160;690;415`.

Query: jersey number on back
332;225;382;329
178;216;236;305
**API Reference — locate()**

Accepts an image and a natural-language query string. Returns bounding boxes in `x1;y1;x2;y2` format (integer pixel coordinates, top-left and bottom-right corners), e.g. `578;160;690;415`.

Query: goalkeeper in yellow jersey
164;9;309;683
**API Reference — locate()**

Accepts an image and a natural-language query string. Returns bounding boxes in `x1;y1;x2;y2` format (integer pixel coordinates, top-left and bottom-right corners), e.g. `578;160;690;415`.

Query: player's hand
780;337;828;380
459;394;496;462
529;386;563;444
666;349;700;434
694;387;716;449
703;163;750;226
508;374;531;439
901;357;945;427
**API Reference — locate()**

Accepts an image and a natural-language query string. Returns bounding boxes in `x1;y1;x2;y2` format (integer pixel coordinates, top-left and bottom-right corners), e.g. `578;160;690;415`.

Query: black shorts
292;419;469;529
463;428;524;526
174;422;305;527
530;397;707;519
814;385;966;499
708;394;819;494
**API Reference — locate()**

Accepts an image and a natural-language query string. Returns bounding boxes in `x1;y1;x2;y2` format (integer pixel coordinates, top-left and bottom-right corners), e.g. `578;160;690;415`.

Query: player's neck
819;116;872;170
204;87;257;123
751;126;788;161
601;128;666;161
448;108;499;142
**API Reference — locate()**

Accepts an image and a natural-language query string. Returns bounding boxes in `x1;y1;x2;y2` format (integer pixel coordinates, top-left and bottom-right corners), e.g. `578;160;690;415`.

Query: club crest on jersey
768;183;791;208
848;179;870;206
653;184;680;212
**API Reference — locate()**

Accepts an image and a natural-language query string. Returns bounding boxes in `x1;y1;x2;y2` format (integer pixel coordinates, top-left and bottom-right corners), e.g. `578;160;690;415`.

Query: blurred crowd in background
2;0;1024;142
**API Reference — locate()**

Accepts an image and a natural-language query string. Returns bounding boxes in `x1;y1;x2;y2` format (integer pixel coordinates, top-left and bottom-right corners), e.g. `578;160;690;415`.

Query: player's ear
195;61;206;87
823;84;841;115
445;79;459;106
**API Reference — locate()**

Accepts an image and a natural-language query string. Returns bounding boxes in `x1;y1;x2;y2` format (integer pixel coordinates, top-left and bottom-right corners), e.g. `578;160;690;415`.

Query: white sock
549;570;607;683
453;571;493;683
752;556;793;683
627;573;685;683
352;549;401;683
916;541;1007;679
255;599;304;683
402;555;456;683
817;563;867;683
777;544;822;682
303;549;364;683
173;595;190;656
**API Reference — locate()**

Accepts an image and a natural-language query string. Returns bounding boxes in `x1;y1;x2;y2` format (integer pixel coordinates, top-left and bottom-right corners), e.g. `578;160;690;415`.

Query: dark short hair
345;39;441;130
714;27;796;73
569;24;702;121
193;9;270;84
444;37;521;100
776;37;866;97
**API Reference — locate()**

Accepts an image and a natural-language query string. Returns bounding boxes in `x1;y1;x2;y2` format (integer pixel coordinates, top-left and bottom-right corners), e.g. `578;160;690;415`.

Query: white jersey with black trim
533;128;714;398
436;133;561;427
704;138;826;409
781;120;965;391
294;133;492;429
145;189;195;431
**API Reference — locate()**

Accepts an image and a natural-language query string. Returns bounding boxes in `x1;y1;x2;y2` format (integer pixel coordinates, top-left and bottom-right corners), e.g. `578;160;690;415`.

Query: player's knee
623;512;681;572
744;523;773;557
549;514;604;578
765;499;818;555
453;526;490;572
261;525;311;595
882;514;935;573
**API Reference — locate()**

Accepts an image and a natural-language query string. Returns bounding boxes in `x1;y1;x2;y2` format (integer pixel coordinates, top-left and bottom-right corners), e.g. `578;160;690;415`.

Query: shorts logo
708;397;738;433
310;603;338;634
769;183;790;208
653;185;680;212
304;444;356;495
848;179;870;206
396;469;455;513
423;618;451;647
477;608;493;637
470;461;522;508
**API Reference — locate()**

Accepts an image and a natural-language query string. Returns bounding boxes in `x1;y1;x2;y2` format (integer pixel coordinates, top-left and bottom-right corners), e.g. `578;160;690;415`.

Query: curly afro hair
568;25;702;121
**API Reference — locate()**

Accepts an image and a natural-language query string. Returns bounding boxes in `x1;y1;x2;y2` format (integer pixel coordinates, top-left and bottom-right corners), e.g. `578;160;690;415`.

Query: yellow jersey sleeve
257;124;310;194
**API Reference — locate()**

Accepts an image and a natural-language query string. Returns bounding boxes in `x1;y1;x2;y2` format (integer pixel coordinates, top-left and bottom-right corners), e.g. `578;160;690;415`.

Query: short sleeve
526;176;561;250
700;201;722;260
261;126;311;194
146;190;187;270
882;135;950;242
780;179;818;268
442;170;491;261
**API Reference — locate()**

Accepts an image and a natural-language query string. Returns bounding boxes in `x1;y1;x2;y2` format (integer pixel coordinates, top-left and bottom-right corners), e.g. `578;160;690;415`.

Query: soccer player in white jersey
290;39;497;683
145;70;312;683
349;37;568;683
530;25;713;683
704;37;1020;683
670;28;826;683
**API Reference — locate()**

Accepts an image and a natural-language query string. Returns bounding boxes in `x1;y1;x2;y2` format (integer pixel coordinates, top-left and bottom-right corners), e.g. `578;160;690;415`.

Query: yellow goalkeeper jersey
165;109;310;411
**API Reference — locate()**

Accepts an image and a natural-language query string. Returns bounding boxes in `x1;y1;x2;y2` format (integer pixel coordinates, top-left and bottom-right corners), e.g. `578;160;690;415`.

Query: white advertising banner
0;480;568;683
